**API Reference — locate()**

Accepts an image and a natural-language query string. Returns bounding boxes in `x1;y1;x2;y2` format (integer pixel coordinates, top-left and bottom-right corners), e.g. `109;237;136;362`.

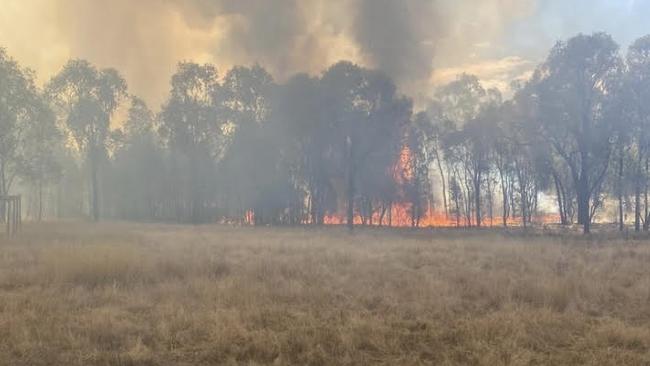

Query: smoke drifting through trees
3;32;650;234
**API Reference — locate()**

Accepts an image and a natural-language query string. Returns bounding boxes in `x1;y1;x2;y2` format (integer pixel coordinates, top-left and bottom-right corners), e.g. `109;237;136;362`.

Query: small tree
110;97;166;221
160;62;221;223
0;48;38;198
18;93;62;221
47;60;127;221
618;35;650;231
403;112;433;227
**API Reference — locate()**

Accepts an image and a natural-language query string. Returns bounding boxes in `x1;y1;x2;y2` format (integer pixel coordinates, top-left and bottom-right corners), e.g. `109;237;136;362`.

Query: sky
0;0;648;109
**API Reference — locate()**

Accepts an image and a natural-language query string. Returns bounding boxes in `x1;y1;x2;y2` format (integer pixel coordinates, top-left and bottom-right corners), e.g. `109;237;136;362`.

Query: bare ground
1;222;650;365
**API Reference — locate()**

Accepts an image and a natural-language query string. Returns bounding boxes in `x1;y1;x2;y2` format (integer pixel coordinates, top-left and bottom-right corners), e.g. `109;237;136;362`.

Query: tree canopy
4;33;650;234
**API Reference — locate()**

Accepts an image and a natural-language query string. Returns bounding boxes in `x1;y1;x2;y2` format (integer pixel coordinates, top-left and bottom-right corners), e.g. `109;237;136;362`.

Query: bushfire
240;145;559;227
322;204;559;228
323;145;559;228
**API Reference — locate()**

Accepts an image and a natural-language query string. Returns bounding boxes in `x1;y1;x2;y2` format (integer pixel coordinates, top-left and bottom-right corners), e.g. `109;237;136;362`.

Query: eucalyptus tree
492;100;517;226
617;35;650;231
272;74;336;225
17;93;62;221
425;101;454;219
320;61;411;230
160;62;221;223
0;48;37;198
110;97;166;221
529;33;622;234
464;90;502;227
403;112;434;227
434;75;498;227
357;70;411;227
0;48;62;221
46;59;127;221
435;74;487;127
218;65;281;225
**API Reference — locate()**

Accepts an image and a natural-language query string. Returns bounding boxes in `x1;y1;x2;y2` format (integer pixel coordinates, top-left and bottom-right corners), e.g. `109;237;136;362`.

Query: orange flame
324;203;559;228
234;146;560;228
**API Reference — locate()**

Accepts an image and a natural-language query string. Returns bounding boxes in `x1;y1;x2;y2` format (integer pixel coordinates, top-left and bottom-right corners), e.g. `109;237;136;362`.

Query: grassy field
1;223;650;365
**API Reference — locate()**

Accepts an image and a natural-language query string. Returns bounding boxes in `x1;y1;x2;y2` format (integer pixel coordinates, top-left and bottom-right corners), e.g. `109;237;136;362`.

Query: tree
109;97;166;221
434;75;498;227
272;74;336;225
47;60;127;221
17;93;62;221
403;112;433;227
0;48;62;222
492;100;517;226
426;102;454;219
160;62;221;223
218;65;280;225
529;33;622;234
0;48;37;198
617;35;650;231
462;92;501;227
320;61;411;230
435;74;487;127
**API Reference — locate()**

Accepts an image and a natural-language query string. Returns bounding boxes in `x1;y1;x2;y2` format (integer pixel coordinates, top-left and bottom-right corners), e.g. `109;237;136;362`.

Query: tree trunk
346;137;355;232
553;172;566;225
618;191;624;232
487;177;494;227
515;165;527;229
521;185;528;229
474;170;482;227
618;153;624;232
308;189;315;224
190;157;201;225
532;184;539;224
645;157;650;231
498;167;510;227
38;181;43;222
0;160;6;223
577;177;590;234
434;152;448;218
90;149;100;222
379;204;386;226
635;182;641;232
411;200;418;228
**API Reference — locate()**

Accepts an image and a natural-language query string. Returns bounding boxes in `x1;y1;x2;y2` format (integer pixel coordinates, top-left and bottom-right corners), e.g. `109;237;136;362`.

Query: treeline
2;32;650;233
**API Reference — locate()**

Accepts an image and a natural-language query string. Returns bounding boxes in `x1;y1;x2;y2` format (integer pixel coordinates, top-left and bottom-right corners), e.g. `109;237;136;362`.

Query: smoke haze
1;0;648;107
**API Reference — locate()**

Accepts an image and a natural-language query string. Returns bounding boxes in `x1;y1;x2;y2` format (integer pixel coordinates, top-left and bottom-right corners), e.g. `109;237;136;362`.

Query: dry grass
1;222;650;365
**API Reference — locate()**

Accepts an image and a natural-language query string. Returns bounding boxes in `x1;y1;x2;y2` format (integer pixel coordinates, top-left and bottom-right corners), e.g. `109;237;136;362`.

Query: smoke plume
1;0;541;107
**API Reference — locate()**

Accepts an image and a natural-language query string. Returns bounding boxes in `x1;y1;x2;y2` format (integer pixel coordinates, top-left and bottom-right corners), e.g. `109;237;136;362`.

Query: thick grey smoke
353;0;439;87
180;0;441;91
0;0;537;107
174;0;310;78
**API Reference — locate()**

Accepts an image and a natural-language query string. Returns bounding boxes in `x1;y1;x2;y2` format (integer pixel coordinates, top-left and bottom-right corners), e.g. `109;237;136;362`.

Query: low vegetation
2;223;650;365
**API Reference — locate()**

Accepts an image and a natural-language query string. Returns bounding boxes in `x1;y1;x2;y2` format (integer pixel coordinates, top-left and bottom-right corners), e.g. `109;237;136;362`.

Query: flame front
323;204;558;228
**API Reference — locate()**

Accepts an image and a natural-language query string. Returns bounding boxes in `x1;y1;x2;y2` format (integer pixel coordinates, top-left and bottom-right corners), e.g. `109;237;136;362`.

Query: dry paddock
1;222;650;365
